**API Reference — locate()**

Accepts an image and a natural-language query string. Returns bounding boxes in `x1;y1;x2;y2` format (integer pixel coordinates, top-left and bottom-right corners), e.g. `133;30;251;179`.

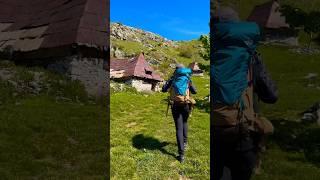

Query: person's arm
162;78;172;92
189;80;197;94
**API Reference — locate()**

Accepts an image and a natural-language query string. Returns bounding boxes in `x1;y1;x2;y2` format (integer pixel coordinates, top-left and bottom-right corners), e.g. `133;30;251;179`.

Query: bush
178;44;194;58
0;79;15;104
45;72;89;103
110;82;139;94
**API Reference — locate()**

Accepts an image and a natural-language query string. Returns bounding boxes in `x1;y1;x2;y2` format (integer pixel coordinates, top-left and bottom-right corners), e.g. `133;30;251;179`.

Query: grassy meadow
110;74;210;179
251;45;320;180
111;33;211;179
0;62;108;179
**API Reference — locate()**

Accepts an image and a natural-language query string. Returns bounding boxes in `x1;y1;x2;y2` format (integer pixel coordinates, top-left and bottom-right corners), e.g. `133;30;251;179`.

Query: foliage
177;43;194;58
110;81;140;94
304;11;320;46
199;35;210;61
280;5;306;29
281;5;320;47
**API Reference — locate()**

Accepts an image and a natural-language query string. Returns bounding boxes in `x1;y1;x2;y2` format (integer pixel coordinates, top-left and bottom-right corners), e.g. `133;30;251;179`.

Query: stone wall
265;36;299;46
126;79;152;92
47;55;108;97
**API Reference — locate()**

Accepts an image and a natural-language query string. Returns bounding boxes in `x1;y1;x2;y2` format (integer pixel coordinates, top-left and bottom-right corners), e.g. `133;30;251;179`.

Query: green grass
110;75;210;179
251;45;320;179
257;45;320;118
112;40;148;56
0;63;108;179
0;96;108;179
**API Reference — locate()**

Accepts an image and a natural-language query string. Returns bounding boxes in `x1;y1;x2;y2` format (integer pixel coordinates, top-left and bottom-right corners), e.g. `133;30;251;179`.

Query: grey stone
301;102;320;124
110;23;174;47
304;73;318;79
169;64;176;68
48;56;108;97
8;80;17;87
0;69;13;80
114;48;125;58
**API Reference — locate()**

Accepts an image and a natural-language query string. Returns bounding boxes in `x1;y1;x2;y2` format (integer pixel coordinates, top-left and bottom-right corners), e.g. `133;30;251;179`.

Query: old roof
0;0;108;56
188;62;202;72
110;53;163;82
247;0;289;29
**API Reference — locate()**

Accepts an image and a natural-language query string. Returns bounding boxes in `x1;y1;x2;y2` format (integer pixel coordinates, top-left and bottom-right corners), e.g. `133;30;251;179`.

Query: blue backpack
169;68;195;105
172;68;192;95
211;21;260;106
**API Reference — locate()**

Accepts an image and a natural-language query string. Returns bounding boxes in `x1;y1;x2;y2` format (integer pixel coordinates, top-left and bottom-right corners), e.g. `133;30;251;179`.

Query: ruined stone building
0;0;109;96
110;53;163;92
247;0;298;45
189;62;204;76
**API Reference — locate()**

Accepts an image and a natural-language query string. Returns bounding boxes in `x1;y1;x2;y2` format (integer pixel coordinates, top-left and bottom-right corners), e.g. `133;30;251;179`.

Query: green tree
280;5;306;29
305;11;320;48
281;5;320;48
199;35;210;61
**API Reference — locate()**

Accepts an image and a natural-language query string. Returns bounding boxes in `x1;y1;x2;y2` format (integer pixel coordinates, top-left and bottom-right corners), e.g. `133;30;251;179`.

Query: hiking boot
254;158;262;175
177;154;185;163
184;142;188;150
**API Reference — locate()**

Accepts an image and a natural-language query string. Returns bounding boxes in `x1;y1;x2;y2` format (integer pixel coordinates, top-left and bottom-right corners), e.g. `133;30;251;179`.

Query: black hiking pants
212;128;257;180
171;103;190;155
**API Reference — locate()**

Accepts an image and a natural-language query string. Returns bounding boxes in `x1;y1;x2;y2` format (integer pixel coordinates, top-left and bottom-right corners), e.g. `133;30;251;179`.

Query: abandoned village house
247;0;298;46
0;0;109;96
189;62;204;76
110;53;163;92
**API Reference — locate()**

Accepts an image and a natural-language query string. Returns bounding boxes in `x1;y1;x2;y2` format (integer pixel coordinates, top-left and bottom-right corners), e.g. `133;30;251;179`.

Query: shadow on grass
270;119;320;167
132;134;177;159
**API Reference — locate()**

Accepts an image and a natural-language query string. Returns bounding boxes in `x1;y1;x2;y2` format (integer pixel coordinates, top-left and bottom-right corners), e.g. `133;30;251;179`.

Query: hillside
110;22;209;79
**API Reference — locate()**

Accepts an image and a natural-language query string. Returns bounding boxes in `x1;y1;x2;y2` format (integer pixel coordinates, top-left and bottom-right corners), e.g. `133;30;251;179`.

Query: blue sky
111;0;210;41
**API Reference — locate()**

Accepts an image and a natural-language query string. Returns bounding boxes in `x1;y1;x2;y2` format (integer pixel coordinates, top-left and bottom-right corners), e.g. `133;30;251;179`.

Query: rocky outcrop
301;102;320;126
111;22;171;44
110;22;178;59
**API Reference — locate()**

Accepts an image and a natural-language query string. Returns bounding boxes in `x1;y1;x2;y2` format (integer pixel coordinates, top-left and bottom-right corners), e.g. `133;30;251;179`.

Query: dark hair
213;6;240;23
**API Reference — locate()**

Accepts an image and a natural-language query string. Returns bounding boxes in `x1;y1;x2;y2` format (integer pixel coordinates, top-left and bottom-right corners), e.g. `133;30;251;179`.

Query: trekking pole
166;97;170;117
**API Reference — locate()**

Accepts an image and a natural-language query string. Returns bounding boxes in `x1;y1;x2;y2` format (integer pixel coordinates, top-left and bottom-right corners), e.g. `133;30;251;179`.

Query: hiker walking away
211;6;261;180
162;64;197;163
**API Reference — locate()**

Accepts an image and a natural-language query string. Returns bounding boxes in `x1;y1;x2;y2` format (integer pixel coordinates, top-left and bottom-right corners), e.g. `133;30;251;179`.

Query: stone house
247;0;298;45
188;62;204;76
110;53;163;92
0;0;109;96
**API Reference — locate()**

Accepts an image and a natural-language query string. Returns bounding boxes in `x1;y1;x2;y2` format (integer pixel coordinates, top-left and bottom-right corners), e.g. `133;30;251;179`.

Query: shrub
178;44;194;58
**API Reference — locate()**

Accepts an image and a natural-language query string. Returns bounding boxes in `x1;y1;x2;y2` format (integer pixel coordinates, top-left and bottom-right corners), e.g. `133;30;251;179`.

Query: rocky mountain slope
111;22;174;45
